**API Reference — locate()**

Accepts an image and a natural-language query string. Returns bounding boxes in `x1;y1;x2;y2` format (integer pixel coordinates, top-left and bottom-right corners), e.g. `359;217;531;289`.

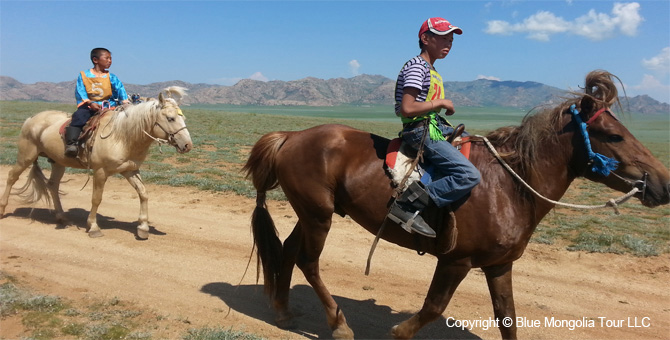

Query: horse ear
158;92;165;105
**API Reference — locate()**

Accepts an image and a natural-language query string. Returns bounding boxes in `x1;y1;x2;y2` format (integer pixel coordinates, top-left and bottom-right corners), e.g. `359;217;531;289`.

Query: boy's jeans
400;122;481;208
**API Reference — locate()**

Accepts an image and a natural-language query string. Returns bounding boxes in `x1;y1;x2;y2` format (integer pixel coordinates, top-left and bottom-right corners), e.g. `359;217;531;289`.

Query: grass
1;100;668;257
0;271;264;340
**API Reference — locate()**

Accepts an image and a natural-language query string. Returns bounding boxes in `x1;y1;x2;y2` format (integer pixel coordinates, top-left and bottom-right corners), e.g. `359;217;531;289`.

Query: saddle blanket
385;137;471;191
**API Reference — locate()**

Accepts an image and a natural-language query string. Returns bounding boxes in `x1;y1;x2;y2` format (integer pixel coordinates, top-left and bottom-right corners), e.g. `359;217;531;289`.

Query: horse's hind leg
392;260;471;339
273;222;303;329
0;137;40;216
482;263;517;340
294;214;354;339
122;170;150;240
47;163;67;224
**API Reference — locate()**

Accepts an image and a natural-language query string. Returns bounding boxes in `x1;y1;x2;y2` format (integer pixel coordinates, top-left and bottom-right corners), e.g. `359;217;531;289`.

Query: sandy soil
0;165;668;340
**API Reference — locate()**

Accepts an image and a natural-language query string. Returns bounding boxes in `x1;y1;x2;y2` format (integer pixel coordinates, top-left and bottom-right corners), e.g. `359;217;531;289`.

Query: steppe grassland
1;101;668;255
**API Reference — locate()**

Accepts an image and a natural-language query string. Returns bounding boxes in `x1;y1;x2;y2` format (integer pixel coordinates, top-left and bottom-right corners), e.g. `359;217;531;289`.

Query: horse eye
608;135;623;143
167;117;175;122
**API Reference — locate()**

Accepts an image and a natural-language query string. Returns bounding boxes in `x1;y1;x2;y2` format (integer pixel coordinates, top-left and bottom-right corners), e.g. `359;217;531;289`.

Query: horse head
154;86;193;154
570;70;669;207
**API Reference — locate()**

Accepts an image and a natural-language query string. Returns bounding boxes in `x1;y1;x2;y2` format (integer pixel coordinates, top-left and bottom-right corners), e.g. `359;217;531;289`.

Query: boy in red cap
388;17;481;238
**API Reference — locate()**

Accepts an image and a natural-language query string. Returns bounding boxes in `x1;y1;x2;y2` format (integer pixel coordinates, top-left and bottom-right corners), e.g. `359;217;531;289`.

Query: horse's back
21;110;70;137
276;124;389;179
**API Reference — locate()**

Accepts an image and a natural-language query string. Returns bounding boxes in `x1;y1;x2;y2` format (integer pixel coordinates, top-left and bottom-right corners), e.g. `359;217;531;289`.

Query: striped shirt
394;56;432;116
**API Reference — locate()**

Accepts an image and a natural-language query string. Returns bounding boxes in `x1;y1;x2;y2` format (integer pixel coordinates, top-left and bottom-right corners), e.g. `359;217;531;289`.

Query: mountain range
1;74;668;114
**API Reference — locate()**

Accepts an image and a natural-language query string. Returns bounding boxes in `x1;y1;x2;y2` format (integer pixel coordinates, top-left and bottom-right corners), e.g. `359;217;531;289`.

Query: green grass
0;271;262;340
1;100;668;257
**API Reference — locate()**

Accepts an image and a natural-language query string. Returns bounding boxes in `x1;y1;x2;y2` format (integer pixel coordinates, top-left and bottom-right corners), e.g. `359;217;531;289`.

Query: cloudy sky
1;1;668;103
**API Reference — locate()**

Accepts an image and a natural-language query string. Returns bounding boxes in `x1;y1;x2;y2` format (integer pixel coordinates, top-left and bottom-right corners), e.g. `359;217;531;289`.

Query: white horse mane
108;87;187;143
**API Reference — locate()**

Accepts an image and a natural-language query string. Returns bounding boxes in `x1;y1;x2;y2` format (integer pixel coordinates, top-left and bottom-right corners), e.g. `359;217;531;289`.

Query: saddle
385;125;471;190
384;124;472;254
59;109;113;142
59;109;113;160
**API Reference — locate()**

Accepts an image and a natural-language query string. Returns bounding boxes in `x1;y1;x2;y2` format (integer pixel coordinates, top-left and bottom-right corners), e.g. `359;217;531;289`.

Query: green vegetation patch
1;101;668;257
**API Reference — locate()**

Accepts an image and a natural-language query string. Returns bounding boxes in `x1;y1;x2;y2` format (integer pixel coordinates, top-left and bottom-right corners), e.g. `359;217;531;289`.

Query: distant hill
1;75;668;114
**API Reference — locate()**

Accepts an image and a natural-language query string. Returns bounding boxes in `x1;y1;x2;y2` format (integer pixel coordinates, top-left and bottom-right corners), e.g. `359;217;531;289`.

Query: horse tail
15;161;52;207
243;131;290;297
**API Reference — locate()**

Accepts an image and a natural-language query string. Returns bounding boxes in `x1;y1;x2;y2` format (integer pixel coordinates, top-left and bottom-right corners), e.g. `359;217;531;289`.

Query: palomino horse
243;71;669;339
0;87;192;239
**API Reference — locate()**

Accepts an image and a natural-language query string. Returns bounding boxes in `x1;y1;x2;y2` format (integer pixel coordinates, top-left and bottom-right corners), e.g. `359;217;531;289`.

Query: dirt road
1;165;668;339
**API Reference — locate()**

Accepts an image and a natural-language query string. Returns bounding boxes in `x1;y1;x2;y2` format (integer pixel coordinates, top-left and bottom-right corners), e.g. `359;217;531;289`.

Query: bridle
151;121;189;146
143;105;189;148
570;104;648;200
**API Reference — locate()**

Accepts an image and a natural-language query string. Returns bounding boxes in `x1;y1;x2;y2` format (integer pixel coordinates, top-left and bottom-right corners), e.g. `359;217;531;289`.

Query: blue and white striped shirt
394;56;432;116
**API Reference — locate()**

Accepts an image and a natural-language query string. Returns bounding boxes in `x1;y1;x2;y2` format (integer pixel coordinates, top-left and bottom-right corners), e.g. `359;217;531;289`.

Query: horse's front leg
483;262;517;340
122;170;150;240
392;260;471;339
87;168;108;238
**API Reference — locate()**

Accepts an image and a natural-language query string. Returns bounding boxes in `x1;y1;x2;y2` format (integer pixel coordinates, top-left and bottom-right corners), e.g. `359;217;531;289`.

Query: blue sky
1;1;669;103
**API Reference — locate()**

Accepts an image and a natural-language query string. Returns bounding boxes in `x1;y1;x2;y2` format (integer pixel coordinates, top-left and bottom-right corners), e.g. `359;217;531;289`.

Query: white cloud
477;75;502;81
485;2;643;41
642;47;670;75
349;60;361;75
249;71;269;82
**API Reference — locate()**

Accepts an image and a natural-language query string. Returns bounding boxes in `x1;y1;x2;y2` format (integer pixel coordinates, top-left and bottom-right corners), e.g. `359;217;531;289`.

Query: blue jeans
401;121;481;208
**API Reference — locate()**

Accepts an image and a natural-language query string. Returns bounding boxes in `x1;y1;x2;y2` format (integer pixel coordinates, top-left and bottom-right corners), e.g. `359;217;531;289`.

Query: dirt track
1;165;668;339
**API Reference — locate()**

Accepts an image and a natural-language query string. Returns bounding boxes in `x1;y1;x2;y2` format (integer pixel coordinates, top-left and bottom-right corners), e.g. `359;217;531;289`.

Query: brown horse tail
243;131;290;298
15;160;52;207
243;131;289;192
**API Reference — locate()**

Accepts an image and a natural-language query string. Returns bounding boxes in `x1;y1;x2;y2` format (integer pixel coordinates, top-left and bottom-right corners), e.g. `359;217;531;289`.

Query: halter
569;104;648;200
569;104;619;176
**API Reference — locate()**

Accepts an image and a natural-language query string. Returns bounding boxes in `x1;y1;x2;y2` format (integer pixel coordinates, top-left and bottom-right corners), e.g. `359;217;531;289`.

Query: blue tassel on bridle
569;104;619;176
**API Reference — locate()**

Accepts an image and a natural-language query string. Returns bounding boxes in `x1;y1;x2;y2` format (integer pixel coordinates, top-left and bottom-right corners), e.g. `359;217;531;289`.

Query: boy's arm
75;72;91;107
110;74;130;104
400;88;455;118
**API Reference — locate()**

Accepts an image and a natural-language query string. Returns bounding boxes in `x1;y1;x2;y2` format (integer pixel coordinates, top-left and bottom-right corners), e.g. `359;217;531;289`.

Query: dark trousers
71;105;95;128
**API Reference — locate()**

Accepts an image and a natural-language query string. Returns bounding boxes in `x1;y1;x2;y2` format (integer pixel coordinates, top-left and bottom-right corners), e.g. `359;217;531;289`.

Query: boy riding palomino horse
65;47;130;157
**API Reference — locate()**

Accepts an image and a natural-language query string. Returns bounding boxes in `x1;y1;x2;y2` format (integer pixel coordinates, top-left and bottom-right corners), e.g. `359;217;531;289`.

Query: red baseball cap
418;17;463;37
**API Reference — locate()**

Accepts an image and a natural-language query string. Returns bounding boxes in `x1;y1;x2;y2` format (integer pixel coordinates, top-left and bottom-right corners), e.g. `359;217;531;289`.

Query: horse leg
295;216;354;339
0;138;39;217
482;263;517;340
87;169;108;238
274;222;302;329
392;260;471;339
122;170;150;240
47;163;67;225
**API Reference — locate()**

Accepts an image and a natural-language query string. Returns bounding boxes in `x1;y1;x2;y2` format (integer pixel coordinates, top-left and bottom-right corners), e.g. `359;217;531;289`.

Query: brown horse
0;87;192;239
243;70;669;339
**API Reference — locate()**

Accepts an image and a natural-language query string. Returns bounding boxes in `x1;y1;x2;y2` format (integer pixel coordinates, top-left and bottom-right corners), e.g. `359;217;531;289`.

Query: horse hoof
391;325;404;339
88;230;104;238
332;325;354;340
136;228;149;240
275;315;297;329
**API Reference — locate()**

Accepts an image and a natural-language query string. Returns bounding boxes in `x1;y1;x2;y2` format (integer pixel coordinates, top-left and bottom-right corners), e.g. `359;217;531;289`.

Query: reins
477;135;639;215
366;121;430;275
